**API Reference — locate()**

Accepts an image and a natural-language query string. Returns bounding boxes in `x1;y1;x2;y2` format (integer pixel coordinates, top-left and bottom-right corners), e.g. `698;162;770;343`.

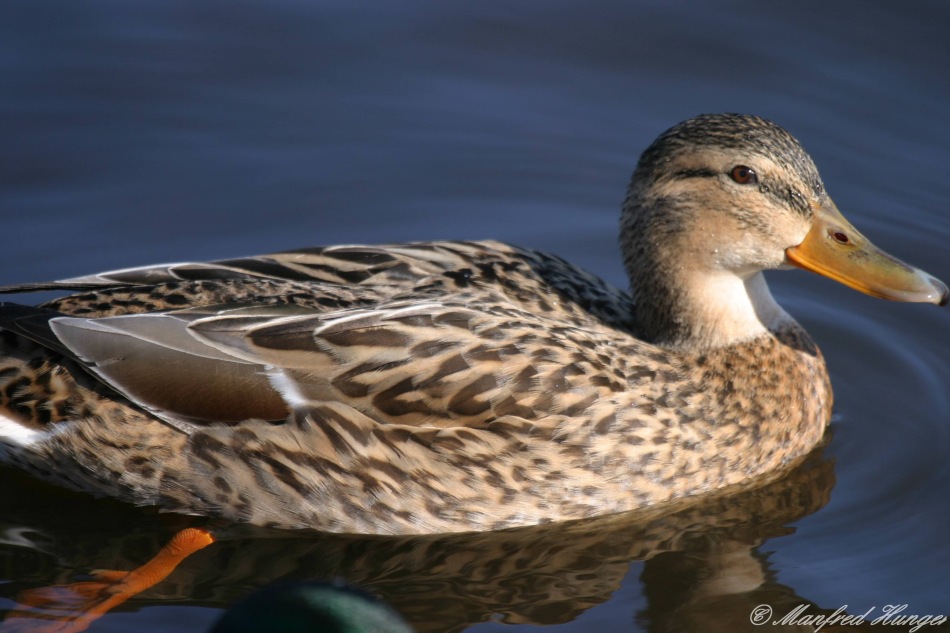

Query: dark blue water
1;1;948;631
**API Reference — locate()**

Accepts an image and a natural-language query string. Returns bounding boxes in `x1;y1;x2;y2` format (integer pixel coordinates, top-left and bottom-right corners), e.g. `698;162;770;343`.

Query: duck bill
785;202;948;305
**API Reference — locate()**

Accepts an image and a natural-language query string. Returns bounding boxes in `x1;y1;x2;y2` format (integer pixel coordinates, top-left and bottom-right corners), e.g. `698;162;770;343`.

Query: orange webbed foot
1;528;214;633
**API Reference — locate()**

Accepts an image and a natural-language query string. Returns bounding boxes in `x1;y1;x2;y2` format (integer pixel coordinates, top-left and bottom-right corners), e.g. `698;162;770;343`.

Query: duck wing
0;243;485;295
186;298;603;429
0;302;297;430
0;241;637;433
1;290;593;433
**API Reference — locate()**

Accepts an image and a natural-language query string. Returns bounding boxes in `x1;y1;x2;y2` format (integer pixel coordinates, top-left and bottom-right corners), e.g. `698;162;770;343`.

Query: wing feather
47;312;288;426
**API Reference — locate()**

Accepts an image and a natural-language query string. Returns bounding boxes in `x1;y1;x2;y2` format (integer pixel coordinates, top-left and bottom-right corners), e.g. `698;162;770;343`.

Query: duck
0;114;945;539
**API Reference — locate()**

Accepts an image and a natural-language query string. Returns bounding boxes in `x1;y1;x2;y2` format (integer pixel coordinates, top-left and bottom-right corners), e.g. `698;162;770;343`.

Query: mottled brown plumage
0;114;945;535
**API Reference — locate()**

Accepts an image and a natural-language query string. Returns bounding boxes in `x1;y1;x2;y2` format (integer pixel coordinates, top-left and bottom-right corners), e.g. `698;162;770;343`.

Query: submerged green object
210;581;414;633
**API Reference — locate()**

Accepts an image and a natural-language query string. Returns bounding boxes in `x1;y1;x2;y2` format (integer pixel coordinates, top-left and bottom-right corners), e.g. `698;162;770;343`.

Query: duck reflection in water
0;442;907;632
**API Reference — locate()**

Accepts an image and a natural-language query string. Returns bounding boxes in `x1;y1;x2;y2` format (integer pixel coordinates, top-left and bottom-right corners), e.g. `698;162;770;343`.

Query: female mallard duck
0;114;946;538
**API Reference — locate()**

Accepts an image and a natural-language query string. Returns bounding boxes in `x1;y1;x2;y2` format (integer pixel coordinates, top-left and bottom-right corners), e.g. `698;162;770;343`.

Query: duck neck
621;202;794;351
639;270;793;350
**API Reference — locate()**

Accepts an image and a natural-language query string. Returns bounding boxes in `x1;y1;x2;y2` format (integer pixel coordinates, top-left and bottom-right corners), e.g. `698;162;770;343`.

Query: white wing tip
0;413;49;447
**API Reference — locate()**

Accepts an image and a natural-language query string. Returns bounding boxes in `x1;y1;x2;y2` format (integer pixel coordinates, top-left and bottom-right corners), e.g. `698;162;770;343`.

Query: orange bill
786;202;948;306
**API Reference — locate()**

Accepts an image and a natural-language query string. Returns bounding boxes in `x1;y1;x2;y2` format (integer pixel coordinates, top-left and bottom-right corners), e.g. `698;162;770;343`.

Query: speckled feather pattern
0;114;839;535
0;240;830;534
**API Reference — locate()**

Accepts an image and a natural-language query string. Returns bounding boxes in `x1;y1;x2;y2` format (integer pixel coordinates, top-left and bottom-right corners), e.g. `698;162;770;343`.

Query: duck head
620;113;947;350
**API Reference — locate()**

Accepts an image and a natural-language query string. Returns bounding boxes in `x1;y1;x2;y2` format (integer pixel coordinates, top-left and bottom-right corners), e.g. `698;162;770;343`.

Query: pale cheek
715;237;785;274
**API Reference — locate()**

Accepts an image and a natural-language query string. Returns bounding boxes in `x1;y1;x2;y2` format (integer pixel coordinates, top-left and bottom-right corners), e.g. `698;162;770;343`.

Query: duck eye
730;165;758;185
